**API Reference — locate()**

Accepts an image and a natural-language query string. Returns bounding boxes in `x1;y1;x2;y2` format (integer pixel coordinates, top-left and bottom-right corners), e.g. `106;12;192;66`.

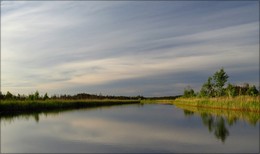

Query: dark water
1;104;259;153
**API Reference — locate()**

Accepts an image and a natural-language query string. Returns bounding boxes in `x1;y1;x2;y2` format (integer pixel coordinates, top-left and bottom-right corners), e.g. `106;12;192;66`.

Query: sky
1;1;259;97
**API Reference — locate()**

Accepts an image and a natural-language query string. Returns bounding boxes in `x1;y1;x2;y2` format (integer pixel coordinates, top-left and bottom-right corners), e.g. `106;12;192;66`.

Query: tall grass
140;99;173;104
173;96;260;112
0;99;140;113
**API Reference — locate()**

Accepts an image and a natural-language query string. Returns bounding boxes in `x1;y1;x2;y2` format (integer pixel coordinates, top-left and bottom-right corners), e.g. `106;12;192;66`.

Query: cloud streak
1;1;259;96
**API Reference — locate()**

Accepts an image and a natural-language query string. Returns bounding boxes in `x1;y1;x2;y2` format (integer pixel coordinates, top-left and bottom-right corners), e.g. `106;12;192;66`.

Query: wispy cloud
1;1;259;96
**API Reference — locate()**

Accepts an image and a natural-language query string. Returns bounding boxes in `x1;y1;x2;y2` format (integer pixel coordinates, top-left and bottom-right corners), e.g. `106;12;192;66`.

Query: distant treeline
0;91;146;101
183;67;259;98
146;95;182;100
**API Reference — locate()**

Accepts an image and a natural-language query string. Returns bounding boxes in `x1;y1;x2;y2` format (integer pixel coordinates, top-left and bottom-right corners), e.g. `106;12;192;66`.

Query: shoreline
141;96;260;113
0;99;140;114
174;96;260;113
174;103;260;113
1;96;259;115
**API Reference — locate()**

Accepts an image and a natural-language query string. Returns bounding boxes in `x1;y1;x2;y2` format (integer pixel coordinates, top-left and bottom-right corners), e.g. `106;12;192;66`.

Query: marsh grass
0;99;140;113
173;96;260;112
140;99;173;104
141;96;259;125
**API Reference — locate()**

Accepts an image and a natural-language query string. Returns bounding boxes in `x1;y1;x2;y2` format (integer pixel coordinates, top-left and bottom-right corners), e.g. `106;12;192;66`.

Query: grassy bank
173;96;259;112
141;96;260;112
140;99;174;105
0;99;140;114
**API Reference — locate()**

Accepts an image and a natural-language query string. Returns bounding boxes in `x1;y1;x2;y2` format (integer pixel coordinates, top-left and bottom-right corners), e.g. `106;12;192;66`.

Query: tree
5;91;13;100
34;90;40;100
200;77;215;97
212;68;229;97
183;86;196;98
43;93;49;100
17;94;21;100
28;94;34;100
246;85;259;96
0;91;4;100
225;83;236;97
51;94;57;99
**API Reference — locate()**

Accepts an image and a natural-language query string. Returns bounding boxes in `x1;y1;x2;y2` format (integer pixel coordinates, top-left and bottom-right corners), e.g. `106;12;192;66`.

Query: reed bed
0;99;140;113
173;96;260;112
140;99;174;104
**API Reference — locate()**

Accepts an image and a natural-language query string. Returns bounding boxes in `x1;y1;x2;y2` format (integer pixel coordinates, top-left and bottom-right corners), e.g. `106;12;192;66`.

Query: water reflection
1;104;259;153
0;104;144;124
182;106;260;143
1;110;64;124
201;113;229;142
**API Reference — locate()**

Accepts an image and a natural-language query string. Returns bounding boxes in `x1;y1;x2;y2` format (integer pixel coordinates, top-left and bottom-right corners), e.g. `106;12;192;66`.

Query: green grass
141;96;260;112
140;99;173;104
173;96;260;112
141;96;260;125
0;99;140;113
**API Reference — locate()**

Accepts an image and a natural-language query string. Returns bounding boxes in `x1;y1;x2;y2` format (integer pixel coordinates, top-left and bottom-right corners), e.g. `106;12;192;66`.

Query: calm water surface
1;104;259;153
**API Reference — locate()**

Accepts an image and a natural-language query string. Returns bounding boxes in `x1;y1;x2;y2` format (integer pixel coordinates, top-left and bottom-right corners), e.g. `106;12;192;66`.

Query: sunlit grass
173;96;260;112
140;99;173;104
141;96;259;112
141;96;260;125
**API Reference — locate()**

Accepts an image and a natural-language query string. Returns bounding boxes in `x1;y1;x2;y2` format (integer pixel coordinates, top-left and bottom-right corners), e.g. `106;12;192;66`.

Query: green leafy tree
183;86;196;98
5;91;13;100
246;85;259;96
225;83;236;97
200;77;215;97
213;68;229;96
34;90;40;100
28;94;34;100
43;93;49;100
0;91;4;100
17;94;21;100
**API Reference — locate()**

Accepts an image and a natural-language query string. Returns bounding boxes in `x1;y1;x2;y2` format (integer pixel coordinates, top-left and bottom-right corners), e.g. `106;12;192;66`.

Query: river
1;104;259;153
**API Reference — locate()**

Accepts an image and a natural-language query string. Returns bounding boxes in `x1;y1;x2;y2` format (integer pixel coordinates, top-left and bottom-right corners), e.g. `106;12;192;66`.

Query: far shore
1;96;259;116
0;99;140;114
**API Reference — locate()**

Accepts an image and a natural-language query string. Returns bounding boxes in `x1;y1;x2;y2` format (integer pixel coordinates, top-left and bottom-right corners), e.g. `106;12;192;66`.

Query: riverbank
0;99;140;114
141;96;260;112
174;96;259;112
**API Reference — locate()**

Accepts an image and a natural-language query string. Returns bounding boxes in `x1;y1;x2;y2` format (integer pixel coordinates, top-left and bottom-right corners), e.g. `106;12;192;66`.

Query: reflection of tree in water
33;114;40;123
201;113;214;132
183;109;194;117
201;113;229;143
214;116;229;142
183;110;231;143
0;110;62;124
